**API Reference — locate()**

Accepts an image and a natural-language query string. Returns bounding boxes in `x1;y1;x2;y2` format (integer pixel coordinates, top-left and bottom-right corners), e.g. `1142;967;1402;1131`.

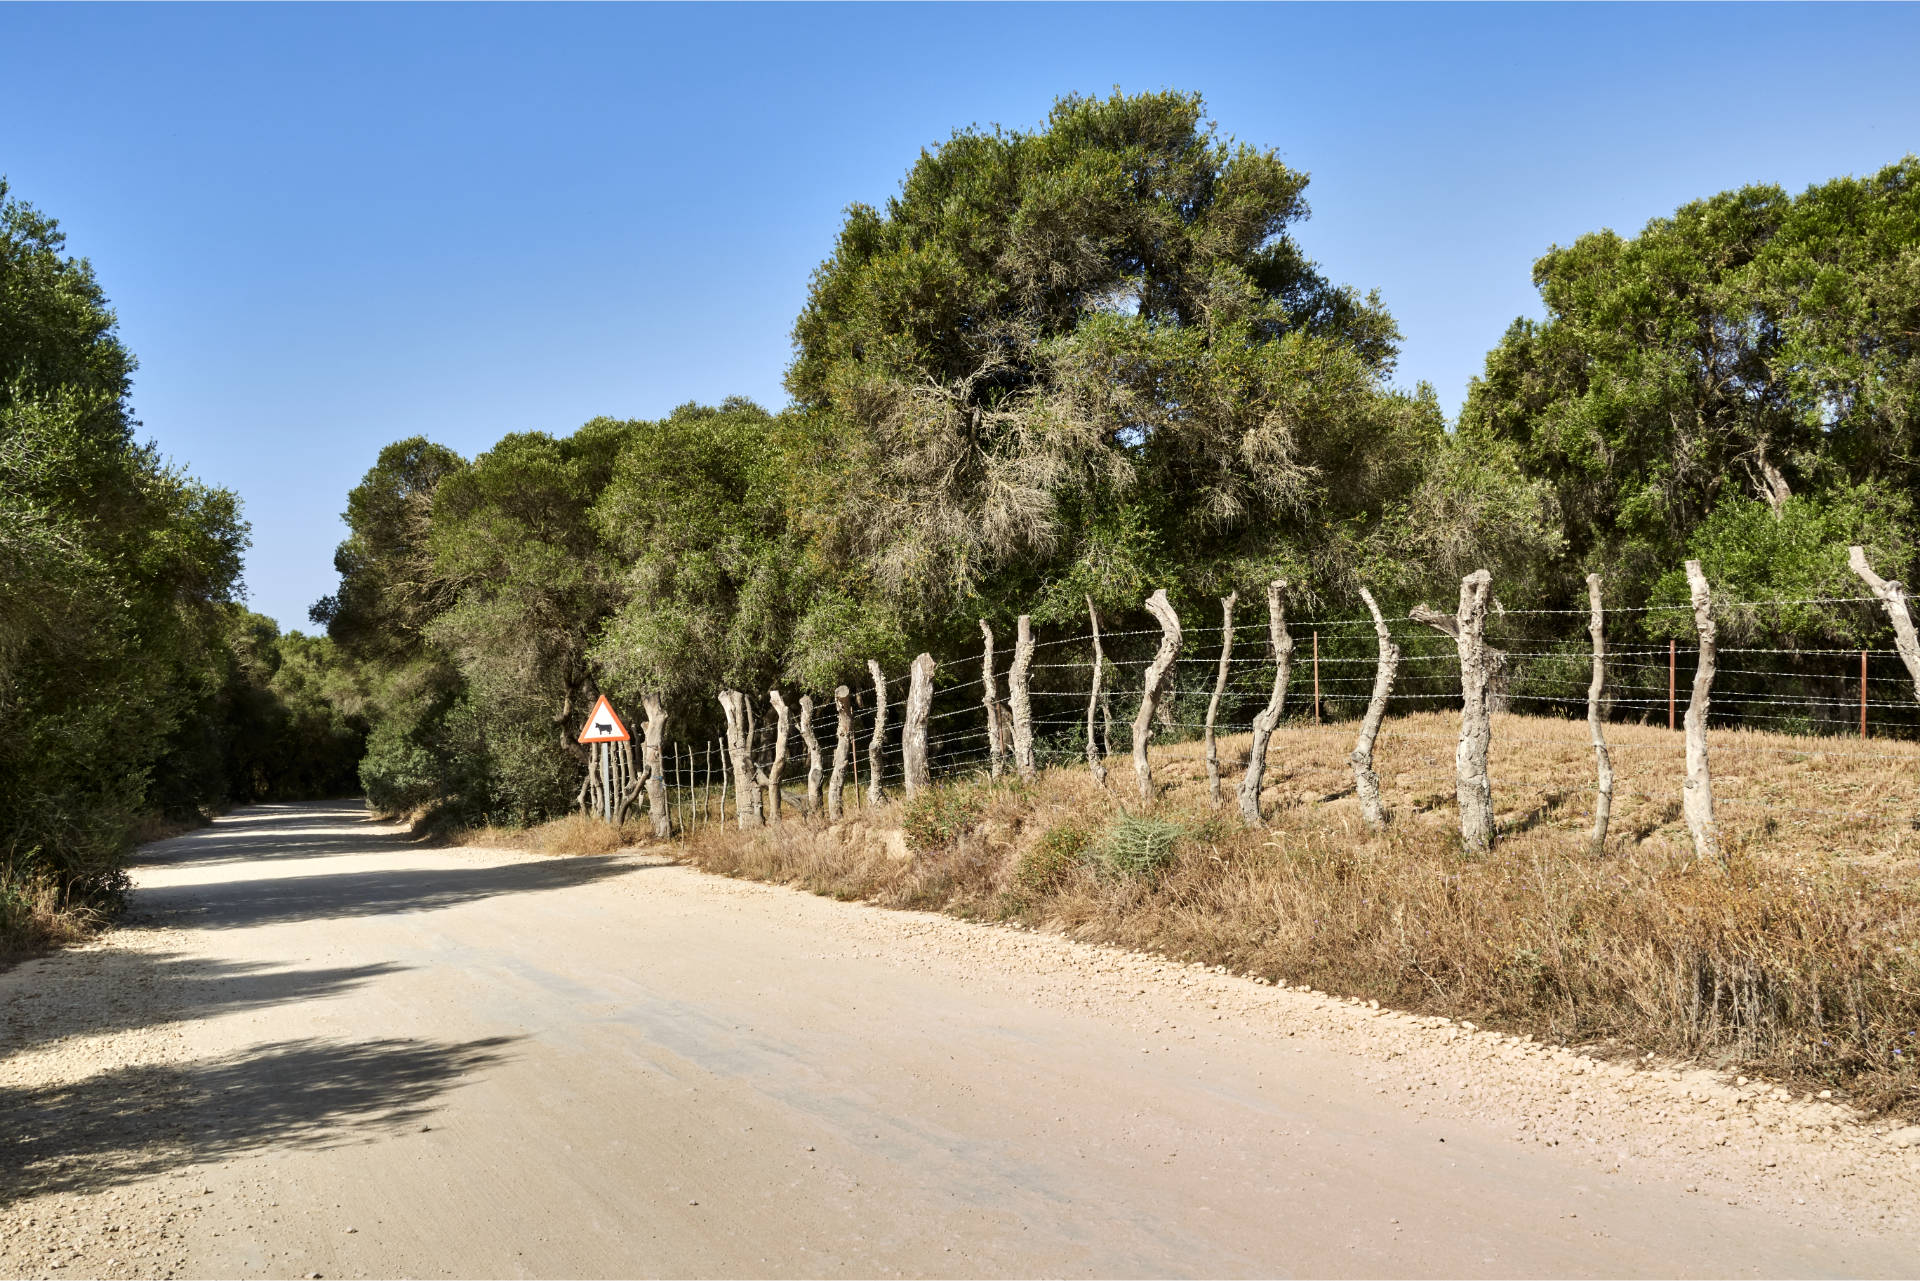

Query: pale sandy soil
2;800;1918;1279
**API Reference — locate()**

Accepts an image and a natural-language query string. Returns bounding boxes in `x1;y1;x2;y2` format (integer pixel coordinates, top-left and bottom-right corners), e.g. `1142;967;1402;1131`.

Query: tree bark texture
1412;569;1497;852
766;691;790;821
979;621;1004;780
828;685;853;822
1849;545;1920;700
798;694;822;816
1586;574;1613;854
642;695;670;840
1236;579;1292;828
903;653;936;798
1683;559;1721;865
1086;597;1108;787
1131;590;1183;800
1009;615;1035;781
1351;587;1400;832
866;659;890;806
1205;592;1238;808
718;690;762;828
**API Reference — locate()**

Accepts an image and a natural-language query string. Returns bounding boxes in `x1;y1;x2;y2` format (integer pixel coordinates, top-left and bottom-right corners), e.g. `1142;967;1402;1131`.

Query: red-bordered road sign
577;695;631;744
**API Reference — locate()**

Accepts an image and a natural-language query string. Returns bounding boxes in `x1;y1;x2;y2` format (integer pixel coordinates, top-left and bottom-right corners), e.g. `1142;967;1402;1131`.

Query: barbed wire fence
602;545;1920;857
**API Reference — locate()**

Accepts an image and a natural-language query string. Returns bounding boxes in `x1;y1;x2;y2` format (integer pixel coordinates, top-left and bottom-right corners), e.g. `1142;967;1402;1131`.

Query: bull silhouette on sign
595;720;613;736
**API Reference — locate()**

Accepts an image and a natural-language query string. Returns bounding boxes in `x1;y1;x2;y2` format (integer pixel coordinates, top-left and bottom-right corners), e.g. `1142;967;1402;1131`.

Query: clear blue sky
4;3;1916;631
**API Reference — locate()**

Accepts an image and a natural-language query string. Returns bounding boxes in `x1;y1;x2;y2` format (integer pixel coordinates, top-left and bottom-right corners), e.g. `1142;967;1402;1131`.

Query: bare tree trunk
765;691;790;822
828;685;852;821
979;621;1004;780
1236;580;1293;828
1683;559;1721;865
1101;691;1114;758
798;694;822;817
1009;616;1035;781
1204;592;1238;808
717;726;731;823
1131;590;1183;801
866;660;890;807
1849;545;1920;700
1086;597;1108;786
1412;569;1498;852
902;653;935;798
719;690;762;828
1352;587;1401;831
641;696;670;839
1586;574;1613;855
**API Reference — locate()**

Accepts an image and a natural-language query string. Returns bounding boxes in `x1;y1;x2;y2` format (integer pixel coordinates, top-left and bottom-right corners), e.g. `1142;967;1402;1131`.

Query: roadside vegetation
0;182;366;958
678;714;1920;1117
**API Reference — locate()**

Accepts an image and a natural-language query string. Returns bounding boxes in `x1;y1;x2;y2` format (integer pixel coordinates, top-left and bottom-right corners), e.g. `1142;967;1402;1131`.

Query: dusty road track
3;803;1918;1279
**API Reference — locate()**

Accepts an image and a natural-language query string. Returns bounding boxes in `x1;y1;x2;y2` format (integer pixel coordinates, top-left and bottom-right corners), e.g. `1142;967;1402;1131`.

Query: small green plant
1015;820;1093;892
1094;815;1186;881
901;784;988;854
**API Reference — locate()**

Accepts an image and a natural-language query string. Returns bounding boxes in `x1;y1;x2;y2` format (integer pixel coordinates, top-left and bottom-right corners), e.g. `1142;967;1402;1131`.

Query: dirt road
4;802;1918;1278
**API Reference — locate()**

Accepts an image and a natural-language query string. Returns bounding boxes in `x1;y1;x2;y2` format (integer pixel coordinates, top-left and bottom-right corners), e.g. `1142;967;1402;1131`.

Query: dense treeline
0;180;365;948
314;91;1919;827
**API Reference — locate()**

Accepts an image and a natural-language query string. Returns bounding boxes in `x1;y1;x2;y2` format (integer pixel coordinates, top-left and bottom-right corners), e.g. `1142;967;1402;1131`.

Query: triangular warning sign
577;695;631;744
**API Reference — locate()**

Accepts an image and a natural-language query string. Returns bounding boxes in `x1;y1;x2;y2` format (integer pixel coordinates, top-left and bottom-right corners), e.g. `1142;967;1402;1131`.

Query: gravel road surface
3;800;1918;1278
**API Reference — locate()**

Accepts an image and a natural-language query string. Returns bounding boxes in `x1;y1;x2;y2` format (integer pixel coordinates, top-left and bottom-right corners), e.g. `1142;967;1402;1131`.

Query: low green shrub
901;784;988;854
1094;815;1186;881
1016;820;1093;892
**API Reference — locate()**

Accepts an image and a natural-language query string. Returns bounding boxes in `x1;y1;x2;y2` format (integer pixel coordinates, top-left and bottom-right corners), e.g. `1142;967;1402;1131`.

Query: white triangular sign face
577;695;631;744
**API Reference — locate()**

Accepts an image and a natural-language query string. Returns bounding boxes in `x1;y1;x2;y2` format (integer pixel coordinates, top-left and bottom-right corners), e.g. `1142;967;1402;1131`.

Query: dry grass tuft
455;811;651;857
676;711;1920;1115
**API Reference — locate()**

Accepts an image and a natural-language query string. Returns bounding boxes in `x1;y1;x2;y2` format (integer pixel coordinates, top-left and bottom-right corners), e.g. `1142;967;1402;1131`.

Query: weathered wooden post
1586;574;1613;854
766;690;791;821
1352;587;1400;831
979;621;1004;780
902;653;935;797
1009;616;1035;781
1682;560;1721;865
798;694;822;816
1413;569;1498;852
866;660;890;806
1849;545;1920;700
828;685;853;820
1131;589;1183;800
1204;591;1238;808
1236;580;1292;827
718;690;763;828
642;695;670;839
1086;597;1108;786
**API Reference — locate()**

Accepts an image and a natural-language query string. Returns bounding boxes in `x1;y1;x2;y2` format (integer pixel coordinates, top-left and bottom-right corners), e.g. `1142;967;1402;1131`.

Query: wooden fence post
1585;575;1613;855
1849;545;1920;700
1131;590;1183;801
1087;597;1108;786
799;694;822;815
866;660;890;807
642;695;670;840
718;690;762;828
1352;587;1400;831
1682;559;1721;865
1010;616;1035;781
1412;569;1499;852
903;653;936;797
979;621;1004;780
1204;592;1238;809
766;691;790;822
1236;580;1293;828
828;685;852;821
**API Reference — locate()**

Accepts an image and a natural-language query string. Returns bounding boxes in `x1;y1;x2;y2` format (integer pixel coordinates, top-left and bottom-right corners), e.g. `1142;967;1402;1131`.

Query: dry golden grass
0;868;105;961
679;711;1920;1116
454;811;652;856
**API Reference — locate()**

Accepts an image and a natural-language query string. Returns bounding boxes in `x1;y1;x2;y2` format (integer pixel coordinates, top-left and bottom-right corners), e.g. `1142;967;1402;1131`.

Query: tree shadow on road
1;953;410;1059
1;1034;517;1206
139;855;652;931
135;801;407;870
